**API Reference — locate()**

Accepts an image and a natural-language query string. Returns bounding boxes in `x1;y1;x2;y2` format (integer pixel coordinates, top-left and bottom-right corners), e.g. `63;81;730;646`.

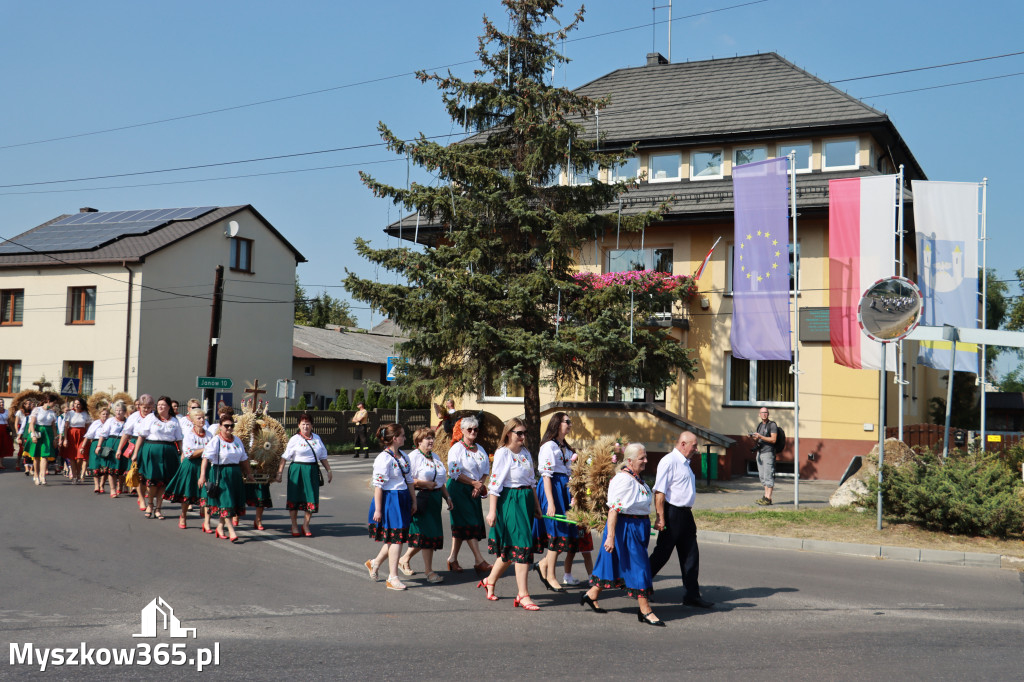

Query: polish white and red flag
828;175;898;370
693;236;722;281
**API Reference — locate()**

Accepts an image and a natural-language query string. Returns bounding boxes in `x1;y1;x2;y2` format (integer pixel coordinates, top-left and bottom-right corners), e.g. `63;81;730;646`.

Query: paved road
1;457;1021;680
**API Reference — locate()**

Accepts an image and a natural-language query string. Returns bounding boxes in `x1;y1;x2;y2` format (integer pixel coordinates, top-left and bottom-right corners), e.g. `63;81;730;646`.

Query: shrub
294;395;308;411
335;389;351;412
866;449;1024;538
352;388;365;410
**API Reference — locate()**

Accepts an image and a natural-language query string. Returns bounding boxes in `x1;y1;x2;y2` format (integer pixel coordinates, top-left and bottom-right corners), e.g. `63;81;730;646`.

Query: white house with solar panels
0;205;305;407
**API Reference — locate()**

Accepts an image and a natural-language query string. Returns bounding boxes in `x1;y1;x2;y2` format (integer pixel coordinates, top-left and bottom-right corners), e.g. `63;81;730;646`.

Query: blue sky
2;1;1021;372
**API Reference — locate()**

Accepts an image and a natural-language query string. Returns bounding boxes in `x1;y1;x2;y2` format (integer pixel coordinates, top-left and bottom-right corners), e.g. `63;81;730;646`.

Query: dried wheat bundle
234;411;286;483
87;392;112;419
8;390;47;420
112;392;134;409
433;429;452;468
567;434;625;534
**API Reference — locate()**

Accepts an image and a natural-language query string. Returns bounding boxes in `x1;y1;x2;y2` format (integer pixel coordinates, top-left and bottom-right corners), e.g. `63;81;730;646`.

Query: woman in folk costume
198;413;255;542
132;396;182;520
398;427;453;584
26;395;59;485
15;399;34;474
84;407;110;493
117;397;151;508
533;412;579;593
444;416;492;575
164;407;211;530
365;423;415;591
581;443;664;627
276;412;332;536
61;397;92;483
480;418;545;610
95;401;128;497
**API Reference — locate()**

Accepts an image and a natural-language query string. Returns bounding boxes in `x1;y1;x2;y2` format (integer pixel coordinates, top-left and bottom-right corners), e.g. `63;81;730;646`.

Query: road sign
197;376;233;390
59;377;80;396
386;356;402;381
276;379;296;399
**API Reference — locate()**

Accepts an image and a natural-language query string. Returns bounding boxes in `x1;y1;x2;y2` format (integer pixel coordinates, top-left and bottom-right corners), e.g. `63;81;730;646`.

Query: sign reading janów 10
197;377;233;390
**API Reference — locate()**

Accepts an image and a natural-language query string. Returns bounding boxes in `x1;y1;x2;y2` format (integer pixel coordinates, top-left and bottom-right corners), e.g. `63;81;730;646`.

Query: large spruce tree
344;0;697;449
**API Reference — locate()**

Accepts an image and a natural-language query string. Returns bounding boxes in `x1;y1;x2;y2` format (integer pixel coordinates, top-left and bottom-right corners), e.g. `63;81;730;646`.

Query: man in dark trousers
351;402;369;458
649;430;714;608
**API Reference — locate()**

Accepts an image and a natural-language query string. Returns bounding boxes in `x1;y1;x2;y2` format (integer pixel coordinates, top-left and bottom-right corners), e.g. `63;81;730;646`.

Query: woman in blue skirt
533;412;578;592
581;443;665;626
276;412;332;536
365;423;415;591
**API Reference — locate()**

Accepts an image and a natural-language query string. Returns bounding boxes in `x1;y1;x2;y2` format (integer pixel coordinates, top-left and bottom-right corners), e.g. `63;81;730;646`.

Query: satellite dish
858;276;923;343
225;220;240;238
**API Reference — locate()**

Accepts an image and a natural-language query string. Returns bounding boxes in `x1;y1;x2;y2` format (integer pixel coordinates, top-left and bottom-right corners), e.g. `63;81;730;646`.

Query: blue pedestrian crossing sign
386;356;401;381
60;377;81;396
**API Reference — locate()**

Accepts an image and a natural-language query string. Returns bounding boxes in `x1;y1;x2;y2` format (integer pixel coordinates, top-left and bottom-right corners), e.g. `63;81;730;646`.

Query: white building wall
136;209;298;407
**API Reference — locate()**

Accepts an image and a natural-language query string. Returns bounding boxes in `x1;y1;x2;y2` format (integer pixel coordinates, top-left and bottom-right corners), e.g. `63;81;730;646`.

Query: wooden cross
32;374;52;391
245;379;266;405
107;384;118;394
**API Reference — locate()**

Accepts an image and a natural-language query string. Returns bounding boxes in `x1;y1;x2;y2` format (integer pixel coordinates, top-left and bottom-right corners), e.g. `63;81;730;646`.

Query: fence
885;423;1023;452
267;409;431;447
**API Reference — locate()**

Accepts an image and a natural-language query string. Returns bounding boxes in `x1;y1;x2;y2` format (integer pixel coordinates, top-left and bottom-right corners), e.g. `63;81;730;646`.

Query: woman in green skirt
164;408;211;529
276;413;332;536
198;415;255;542
84;407;110;493
95;402;128;498
445;416;492;575
26;395;59;486
132;396;182;520
481;418;545;610
399;427;453;583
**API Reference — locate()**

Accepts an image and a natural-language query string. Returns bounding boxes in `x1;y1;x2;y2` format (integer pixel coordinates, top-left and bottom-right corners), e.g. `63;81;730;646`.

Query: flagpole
789;150;800;509
896;165;905;442
980;177;989;452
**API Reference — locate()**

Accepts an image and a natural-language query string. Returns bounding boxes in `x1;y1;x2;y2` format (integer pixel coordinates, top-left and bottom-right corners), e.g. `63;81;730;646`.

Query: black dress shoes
683;597;715;608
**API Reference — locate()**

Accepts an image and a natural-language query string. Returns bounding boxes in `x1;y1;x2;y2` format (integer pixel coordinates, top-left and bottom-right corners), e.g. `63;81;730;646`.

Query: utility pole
205;265;225;423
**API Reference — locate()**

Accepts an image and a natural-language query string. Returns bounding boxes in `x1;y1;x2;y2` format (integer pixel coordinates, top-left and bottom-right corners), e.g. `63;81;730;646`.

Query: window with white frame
483;369;524;401
726;243;799;293
303;365;315;376
733;147;767;168
606;381;666;403
725;353;793;405
690;150;723;180
648;152;681;182
776;142;812;173
609;157;640;183
606;247;673;273
822;138;859;170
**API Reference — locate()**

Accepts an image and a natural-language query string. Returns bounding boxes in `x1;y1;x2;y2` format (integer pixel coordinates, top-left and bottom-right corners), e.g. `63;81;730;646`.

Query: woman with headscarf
444;416;492;575
581;442;664;626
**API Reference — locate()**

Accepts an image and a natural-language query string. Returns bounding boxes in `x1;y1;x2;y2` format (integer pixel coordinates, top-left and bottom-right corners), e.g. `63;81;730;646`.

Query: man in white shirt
649;430;713;608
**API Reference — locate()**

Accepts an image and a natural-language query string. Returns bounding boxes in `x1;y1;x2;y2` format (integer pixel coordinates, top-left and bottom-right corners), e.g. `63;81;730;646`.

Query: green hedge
866;449;1024;538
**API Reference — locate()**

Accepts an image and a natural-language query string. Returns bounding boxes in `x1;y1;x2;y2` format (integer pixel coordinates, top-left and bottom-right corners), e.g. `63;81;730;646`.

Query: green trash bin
701;449;718;481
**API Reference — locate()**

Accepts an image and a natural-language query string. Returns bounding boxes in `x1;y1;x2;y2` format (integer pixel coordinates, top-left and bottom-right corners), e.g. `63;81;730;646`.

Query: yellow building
387;52;945;479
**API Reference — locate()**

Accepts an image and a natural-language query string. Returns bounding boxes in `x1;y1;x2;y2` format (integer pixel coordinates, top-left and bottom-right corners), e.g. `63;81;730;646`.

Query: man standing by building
649;430;713;609
752;407;777;506
351;402;369;458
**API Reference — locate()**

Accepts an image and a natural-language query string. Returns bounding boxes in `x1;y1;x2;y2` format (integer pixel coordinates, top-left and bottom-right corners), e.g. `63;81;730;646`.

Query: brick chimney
79;207;98;213
646;52;668;66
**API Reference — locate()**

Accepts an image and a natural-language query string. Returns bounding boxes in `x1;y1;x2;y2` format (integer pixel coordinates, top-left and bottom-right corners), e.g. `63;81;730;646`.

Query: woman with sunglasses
480;418;545;610
533;411;579;592
365;423;416;591
277;412;332;536
398;427;453;583
444;416;492;575
198;414;256;542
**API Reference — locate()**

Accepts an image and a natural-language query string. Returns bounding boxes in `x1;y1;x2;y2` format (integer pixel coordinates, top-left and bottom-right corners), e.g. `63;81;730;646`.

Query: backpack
771;422;786;454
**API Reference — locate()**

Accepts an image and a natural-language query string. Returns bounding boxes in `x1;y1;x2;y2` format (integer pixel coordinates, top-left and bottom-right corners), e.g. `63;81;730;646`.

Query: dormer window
569;164;600;186
609;157;640;183
823;138;859;170
733;147;767;168
777;142;812;173
649;152;681;182
690;150;723;180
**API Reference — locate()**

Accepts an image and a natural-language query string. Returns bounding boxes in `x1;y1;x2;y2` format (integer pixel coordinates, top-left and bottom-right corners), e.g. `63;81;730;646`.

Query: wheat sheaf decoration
234;400;286;483
566;434;627;535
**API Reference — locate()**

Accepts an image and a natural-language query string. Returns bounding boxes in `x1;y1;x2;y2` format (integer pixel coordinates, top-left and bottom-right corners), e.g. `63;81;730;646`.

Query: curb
697;530;1020;570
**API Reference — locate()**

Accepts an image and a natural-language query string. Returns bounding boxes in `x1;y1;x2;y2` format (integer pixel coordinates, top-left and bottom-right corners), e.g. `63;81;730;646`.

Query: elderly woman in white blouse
481;418;545;611
198;413;256;542
398;427;453;583
132;395;183;520
276;412;332;536
581;443;664;626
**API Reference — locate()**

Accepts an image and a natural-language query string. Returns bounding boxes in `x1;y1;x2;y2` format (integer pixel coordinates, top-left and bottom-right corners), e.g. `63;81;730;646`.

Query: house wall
134;209;297;406
291;358;386;408
0;263;141;397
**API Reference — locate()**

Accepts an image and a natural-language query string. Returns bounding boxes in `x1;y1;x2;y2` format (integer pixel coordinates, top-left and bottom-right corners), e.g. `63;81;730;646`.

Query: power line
0;1;769;152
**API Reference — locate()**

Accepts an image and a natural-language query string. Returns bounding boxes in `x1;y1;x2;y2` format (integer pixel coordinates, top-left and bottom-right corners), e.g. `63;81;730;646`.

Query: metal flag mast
789;150;801;508
896;165;907;441
979;177;989;451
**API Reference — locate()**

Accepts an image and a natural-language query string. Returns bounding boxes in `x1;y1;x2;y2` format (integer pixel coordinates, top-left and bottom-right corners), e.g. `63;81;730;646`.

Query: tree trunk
524;363;542;463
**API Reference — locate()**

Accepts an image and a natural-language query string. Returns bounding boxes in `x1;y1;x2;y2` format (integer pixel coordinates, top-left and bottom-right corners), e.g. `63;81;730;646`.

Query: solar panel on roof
0;206;218;255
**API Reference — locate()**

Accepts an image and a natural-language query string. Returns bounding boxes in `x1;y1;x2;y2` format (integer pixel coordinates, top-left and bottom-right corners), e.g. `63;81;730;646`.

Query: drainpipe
123;264;134;392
